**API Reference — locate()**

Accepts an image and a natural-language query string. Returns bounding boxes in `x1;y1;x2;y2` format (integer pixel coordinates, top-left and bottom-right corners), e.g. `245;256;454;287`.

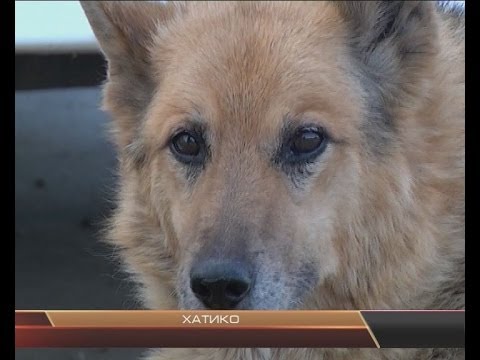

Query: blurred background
15;2;143;359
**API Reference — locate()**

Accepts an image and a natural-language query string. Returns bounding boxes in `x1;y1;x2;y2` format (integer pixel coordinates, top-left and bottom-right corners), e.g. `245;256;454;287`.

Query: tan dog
81;1;464;359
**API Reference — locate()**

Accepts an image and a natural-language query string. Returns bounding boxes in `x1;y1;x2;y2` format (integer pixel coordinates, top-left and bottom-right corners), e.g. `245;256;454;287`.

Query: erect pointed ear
333;1;439;153
80;1;183;148
334;1;438;79
81;1;177;71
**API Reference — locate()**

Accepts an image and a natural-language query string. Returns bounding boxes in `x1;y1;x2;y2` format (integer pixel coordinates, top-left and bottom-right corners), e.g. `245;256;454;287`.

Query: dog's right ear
80;1;178;72
80;1;183;147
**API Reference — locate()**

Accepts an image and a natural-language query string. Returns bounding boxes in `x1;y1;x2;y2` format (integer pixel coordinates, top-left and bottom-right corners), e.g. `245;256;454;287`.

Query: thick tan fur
81;1;464;359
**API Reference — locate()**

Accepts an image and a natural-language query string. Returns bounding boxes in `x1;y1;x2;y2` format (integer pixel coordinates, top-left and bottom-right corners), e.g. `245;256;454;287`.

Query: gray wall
15;87;143;360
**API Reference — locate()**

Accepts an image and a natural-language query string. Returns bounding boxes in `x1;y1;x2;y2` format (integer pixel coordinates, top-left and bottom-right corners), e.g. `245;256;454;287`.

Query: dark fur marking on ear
371;2;403;47
349;54;396;157
335;1;438;156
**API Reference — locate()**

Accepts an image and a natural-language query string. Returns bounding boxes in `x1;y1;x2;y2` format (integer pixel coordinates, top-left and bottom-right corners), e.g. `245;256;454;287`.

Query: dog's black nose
190;261;253;310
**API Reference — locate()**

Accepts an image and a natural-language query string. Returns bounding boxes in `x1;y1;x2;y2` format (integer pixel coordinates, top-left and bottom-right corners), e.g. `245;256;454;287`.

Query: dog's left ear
334;1;438;100
333;1;440;152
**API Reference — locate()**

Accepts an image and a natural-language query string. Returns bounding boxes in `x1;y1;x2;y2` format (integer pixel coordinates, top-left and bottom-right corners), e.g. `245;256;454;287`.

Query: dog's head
82;1;440;310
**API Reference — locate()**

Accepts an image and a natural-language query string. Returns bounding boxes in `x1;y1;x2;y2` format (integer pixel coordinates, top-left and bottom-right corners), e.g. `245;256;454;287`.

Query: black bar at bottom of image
361;310;464;348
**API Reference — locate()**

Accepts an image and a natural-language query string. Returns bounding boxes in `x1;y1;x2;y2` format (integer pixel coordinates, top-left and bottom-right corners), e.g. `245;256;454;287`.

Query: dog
81;1;464;359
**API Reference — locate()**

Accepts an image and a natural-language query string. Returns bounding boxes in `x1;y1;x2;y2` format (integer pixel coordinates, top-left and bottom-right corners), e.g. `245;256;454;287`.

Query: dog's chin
179;302;297;311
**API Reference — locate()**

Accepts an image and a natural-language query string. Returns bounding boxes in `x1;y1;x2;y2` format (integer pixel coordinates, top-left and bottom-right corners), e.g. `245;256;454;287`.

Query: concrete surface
15;87;145;359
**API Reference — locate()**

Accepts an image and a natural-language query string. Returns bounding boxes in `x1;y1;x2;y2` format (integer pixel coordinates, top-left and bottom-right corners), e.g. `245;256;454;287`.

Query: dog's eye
291;129;324;154
170;131;204;164
172;132;200;156
288;128;327;160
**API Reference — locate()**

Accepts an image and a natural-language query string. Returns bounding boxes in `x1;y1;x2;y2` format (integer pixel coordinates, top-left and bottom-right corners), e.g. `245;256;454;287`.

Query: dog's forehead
146;1;358;141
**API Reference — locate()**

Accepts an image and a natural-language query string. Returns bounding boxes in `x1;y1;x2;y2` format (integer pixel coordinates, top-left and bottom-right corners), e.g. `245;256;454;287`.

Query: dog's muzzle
190;259;254;310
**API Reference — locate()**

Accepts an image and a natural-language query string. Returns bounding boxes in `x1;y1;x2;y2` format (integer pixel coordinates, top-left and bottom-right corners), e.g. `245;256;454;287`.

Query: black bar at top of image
361;311;464;348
